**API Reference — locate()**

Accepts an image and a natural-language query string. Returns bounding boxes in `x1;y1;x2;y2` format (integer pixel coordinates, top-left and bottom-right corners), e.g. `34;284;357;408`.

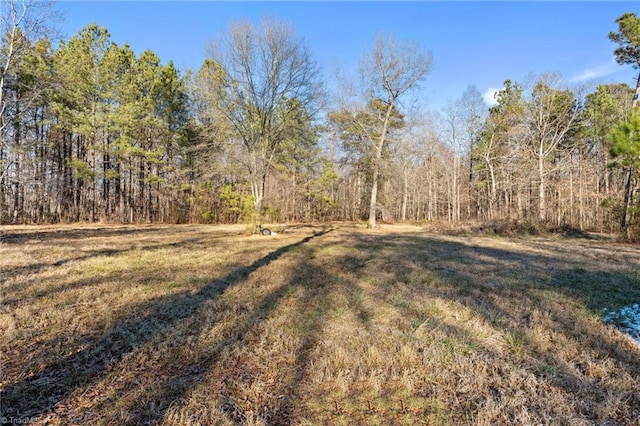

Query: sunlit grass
1;223;639;425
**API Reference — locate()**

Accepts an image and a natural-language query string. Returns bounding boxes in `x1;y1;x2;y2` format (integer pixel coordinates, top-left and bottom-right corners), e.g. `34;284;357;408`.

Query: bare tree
442;103;463;222
396;124;419;221
206;18;323;223
355;34;432;228
0;0;58;222
458;85;487;218
0;0;57;131
525;75;581;222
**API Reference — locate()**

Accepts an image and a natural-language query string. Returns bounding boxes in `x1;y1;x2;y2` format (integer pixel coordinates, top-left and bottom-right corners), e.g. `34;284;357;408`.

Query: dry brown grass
1;222;639;425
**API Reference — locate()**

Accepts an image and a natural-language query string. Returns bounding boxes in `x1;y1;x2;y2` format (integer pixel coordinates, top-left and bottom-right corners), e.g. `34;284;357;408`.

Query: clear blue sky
58;1;638;111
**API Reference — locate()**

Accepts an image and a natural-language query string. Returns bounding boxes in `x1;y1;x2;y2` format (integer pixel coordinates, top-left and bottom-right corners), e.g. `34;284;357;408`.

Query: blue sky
58;1;639;111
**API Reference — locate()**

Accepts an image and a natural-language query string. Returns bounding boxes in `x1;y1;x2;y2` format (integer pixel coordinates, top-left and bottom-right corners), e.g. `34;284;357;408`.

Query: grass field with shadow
1;223;639;425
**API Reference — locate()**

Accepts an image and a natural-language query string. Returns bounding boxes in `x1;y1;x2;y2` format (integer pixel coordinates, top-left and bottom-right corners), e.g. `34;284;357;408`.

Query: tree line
2;2;640;235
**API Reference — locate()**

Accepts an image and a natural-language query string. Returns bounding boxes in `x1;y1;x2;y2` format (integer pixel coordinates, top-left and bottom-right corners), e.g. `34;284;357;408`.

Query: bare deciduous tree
355;34;432;228
0;0;58;222
206;18;323;223
0;0;57;130
525;75;581;222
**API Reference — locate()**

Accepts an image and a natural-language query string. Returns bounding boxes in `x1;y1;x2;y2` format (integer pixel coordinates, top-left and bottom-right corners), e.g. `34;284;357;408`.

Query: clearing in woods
1;223;639;425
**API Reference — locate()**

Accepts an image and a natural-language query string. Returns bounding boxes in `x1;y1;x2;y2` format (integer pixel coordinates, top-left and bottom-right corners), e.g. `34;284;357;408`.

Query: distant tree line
2;2;640;235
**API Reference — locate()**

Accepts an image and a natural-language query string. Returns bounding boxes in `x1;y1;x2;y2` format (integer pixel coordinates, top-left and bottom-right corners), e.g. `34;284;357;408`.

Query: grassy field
1;223;639;425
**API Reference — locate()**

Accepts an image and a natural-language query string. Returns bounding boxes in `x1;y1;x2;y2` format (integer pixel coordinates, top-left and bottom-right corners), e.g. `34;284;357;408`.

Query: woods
2;4;640;236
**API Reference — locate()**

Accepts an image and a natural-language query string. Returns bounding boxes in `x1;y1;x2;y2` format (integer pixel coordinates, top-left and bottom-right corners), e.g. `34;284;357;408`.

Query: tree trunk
632;70;640;109
12;102;21;223
427;165;433;222
368;158;379;228
401;166;408;221
367;98;397;229
0;136;6;223
621;169;632;230
579;154;584;230
488;160;497;220
569;155;574;225
538;146;546;222
452;155;459;222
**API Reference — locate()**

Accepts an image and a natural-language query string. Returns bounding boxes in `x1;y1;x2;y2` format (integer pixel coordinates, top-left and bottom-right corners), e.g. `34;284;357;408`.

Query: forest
2;2;640;236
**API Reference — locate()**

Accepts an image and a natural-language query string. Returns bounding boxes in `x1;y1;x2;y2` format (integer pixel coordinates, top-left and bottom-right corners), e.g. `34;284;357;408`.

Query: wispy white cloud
482;88;501;107
569;60;619;83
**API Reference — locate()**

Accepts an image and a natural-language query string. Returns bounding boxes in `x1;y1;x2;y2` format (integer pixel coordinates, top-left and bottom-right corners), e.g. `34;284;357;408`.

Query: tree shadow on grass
104;235;358;425
1;235;241;309
4;228;639;424
355;233;640;311
1;248;123;282
1;226;244;278
0;226;171;245
1;228;334;422
341;232;640;422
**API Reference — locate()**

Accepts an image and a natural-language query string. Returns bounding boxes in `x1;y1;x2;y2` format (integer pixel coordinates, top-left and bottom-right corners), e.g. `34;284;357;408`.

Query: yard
1;223;639;425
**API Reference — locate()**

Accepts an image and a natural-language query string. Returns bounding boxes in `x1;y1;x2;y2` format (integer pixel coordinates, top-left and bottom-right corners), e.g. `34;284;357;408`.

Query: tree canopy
3;7;640;237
